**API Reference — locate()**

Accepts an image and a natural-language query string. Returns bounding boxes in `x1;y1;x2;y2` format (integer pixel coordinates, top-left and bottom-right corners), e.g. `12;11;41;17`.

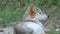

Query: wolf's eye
36;8;39;10
39;12;41;14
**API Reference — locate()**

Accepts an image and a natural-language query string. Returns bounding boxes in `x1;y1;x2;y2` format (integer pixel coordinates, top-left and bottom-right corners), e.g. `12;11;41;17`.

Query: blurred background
0;0;60;34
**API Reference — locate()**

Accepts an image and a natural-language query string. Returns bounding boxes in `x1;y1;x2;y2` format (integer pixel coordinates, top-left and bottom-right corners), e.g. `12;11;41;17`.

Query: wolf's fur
13;2;48;34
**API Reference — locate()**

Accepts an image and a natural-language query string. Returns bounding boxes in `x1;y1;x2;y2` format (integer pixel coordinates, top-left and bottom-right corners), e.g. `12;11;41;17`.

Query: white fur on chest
24;22;45;34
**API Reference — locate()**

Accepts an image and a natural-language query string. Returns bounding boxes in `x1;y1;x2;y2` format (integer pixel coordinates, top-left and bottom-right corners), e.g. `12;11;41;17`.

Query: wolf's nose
47;15;49;18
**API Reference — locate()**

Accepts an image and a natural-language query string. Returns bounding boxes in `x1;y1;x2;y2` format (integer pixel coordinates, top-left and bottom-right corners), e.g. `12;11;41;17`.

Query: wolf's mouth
39;19;48;23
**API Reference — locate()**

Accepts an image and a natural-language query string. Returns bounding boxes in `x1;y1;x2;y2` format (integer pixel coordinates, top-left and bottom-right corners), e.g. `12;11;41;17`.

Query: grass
0;0;60;34
0;7;25;26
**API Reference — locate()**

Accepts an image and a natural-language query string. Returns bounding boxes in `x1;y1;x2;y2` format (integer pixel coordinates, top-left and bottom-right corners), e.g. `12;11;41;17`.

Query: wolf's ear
28;2;35;17
23;2;35;20
24;0;35;17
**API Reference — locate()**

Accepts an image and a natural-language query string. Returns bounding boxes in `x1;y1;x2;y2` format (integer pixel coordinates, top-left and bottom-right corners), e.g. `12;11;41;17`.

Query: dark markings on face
34;8;42;14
